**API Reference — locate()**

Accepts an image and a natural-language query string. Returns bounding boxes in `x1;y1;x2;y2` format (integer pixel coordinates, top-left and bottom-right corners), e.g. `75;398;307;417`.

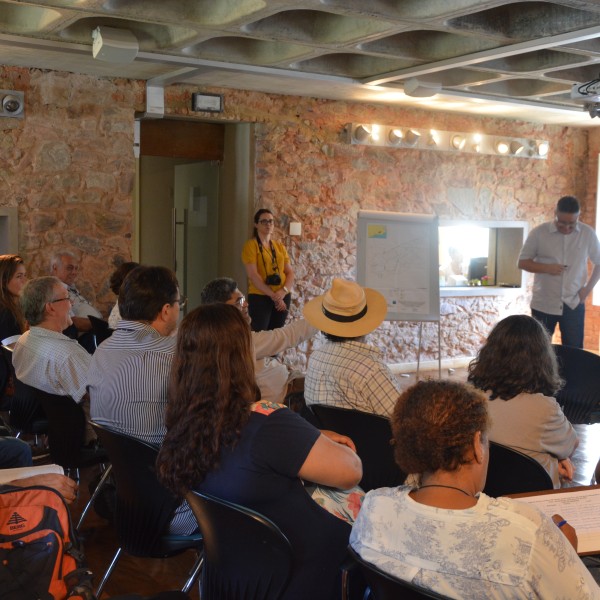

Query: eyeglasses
175;296;188;309
259;219;274;225
233;295;246;307
49;296;71;304
555;218;578;228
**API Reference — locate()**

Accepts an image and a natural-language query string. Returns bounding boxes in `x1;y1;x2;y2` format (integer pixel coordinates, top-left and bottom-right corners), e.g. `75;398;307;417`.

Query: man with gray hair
200;277;316;403
12;276;94;441
50;250;102;334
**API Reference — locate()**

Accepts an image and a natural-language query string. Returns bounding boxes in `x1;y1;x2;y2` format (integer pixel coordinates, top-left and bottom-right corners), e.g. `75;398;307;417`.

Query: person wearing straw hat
303;278;401;417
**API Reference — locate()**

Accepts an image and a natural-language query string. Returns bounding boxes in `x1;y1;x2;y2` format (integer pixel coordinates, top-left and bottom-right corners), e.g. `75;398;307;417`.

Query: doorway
136;119;254;312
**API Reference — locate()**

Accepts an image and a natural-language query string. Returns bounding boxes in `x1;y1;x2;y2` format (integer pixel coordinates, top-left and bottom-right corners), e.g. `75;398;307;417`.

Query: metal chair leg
95;546;122;597
76;463;112;532
182;551;204;593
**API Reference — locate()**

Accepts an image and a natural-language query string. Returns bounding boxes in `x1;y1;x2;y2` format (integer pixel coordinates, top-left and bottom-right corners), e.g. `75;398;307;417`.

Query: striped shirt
13;326;90;401
305;339;401;417
88;320;195;535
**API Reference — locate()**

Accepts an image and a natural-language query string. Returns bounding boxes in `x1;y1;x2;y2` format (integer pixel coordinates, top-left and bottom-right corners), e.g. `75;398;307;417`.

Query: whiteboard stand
416;320;442;381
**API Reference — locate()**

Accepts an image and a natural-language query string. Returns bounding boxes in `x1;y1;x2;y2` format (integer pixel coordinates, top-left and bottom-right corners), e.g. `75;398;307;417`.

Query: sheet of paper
515;489;600;554
0;464;64;484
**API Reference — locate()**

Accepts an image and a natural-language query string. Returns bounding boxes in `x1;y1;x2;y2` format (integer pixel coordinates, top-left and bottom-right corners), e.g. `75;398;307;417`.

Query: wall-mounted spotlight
344;123;547;159
510;141;525;155
535;141;549;157
427;130;439;147
451;134;466;150
388;128;403;145
404;129;421;147
352;124;372;143
495;140;510;154
0;90;24;118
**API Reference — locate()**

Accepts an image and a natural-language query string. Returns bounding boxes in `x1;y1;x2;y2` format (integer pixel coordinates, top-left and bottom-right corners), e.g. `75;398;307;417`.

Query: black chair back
553;344;600;424
348;547;450;599
186;490;293;600
309;405;406;492
483;441;553;497
6;371;48;438
91;424;202;597
35;389;107;468
92;422;183;556
88;315;114;345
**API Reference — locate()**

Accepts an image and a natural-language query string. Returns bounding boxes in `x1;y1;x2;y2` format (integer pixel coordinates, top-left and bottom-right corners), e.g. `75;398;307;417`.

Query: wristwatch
283;286;290;294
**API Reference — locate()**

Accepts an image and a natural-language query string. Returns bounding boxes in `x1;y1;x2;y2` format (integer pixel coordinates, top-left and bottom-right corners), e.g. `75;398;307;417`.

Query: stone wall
0;67;144;314
167;85;593;364
1;65;597;366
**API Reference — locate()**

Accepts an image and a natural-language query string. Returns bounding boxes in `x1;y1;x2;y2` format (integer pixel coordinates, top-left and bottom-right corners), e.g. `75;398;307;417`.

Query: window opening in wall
439;220;527;293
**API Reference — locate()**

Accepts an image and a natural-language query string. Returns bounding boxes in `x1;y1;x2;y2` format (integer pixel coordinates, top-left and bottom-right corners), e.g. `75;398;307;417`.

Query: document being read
514;488;600;554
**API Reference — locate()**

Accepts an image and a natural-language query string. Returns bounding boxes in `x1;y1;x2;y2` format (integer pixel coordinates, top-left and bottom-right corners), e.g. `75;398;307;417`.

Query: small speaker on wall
192;93;224;113
92;26;139;64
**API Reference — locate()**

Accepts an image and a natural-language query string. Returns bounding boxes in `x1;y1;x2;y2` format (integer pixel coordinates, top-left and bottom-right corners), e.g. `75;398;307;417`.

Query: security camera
587;102;600;119
571;78;600;103
0;90;24;118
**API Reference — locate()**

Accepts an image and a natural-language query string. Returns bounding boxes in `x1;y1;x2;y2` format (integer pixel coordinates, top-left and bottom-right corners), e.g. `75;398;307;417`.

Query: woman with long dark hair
241;208;295;331
0;254;27;341
157;304;362;600
467;314;578;487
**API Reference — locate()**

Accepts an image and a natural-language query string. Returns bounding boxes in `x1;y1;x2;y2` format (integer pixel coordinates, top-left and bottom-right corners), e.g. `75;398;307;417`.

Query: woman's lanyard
258;240;279;274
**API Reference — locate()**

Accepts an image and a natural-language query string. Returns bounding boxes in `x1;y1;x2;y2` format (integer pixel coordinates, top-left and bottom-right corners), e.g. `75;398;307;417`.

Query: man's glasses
49;296;72;304
259;219;274;225
555;218;577;228
233;295;246;307
175;296;188;309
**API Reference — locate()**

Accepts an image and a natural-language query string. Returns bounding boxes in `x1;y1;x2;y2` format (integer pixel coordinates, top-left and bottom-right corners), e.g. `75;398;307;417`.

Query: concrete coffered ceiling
4;0;600;125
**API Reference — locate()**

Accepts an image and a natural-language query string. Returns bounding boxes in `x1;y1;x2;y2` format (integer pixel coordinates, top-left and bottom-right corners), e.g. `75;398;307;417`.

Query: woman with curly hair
0;254;27;341
468;314;577;487
157;303;362;600
350;380;597;599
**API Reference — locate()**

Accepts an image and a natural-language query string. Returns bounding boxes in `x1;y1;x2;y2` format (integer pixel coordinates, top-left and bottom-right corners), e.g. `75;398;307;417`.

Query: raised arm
298;432;362;490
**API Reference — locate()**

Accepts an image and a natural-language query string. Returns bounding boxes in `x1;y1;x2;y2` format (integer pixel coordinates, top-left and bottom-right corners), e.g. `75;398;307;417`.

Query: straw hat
303;278;387;337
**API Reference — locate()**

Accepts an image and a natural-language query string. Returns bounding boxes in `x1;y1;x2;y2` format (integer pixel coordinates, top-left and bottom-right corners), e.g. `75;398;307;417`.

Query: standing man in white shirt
518;196;600;348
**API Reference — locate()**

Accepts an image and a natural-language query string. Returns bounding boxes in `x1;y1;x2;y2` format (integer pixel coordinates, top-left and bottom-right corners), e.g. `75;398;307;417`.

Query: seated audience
0;254;28;342
199;277;316;403
107;261;139;329
12;276;94;443
303;278;400;416
467;314;578;487
88;265;194;534
351;380;598;598
50;250;102;334
157;304;362;600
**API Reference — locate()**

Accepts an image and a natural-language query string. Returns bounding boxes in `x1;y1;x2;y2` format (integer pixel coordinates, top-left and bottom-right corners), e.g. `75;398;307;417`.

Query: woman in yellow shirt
241;208;295;331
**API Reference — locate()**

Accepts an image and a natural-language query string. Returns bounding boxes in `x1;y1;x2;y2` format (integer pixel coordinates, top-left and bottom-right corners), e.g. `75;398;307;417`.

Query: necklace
418;484;474;498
